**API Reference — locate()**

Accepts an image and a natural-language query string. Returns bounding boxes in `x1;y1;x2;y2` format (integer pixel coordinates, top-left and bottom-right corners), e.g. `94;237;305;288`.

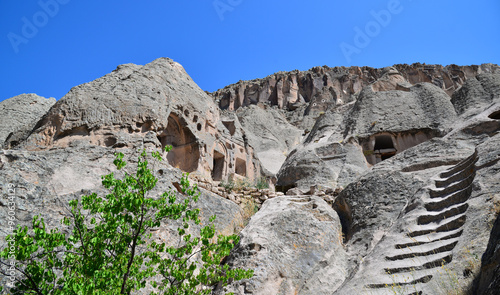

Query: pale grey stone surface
0;93;56;147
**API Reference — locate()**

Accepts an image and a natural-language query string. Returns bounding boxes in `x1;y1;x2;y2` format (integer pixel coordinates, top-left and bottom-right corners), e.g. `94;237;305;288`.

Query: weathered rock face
473;213;500;295
347;83;458;166
0;93;56;147
212;63;500;115
0;145;246;291
275;79;459;191
13;58;261;182
216;196;347;295
333;96;500;294
234;105;303;176
343;83;457;138
451;73;500;115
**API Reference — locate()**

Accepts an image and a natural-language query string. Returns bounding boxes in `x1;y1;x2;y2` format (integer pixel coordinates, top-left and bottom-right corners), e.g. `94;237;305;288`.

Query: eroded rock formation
212;63;500;115
0;93;56;147
1;58;500;294
8;58;261;183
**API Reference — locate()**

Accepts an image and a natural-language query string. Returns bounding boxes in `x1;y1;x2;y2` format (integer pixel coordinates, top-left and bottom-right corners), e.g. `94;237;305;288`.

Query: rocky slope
1;59;500;294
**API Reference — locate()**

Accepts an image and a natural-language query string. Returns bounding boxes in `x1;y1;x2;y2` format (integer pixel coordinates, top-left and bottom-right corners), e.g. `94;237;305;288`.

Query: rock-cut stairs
355;150;478;295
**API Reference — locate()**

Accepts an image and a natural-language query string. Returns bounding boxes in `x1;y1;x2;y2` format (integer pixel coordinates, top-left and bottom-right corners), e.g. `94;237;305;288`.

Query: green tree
0;147;252;294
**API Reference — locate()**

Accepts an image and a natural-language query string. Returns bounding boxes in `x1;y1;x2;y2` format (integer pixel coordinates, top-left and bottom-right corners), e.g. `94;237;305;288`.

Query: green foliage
219;179;235;193
254;178;269;190
219;177;269;192
0;146;252;294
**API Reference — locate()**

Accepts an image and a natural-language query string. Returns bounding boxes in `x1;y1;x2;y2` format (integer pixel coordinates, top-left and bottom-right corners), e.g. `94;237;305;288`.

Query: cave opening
235;158;247;176
275;184;296;194
212;151;225;181
160;113;200;173
332;195;352;244
489;110;500;120
374;135;396;161
222;120;236;136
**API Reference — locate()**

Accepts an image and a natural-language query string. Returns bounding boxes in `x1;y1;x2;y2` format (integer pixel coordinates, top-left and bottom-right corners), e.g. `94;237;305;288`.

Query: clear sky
1;0;499;102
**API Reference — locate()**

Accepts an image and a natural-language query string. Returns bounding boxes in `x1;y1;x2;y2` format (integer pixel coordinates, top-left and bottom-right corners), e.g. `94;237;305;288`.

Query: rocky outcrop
275;80;459;191
216;196;347;295
211;63;500;115
473;213;500;295
451;73;500;115
233;105;302;176
0;93;56;148
343;83;457;138
13;58;261;182
0;146;246;247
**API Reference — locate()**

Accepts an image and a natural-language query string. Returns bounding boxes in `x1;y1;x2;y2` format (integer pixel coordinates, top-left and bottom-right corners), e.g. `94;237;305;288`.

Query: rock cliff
1;58;500;294
212;63;499;115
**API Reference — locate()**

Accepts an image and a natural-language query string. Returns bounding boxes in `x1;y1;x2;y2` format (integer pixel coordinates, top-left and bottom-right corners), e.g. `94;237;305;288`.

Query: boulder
343;83;458;138
0;93;56;148
451;73;500;115
216;196;348;295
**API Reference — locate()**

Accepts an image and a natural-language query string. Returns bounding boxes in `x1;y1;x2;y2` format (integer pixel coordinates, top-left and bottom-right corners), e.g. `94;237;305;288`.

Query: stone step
439;150;477;179
407;214;466;238
384;252;453;274
429;173;475;198
425;185;472;211
417;203;468;225
434;164;475;188
386;240;458;261
365;273;432;290
395;229;463;249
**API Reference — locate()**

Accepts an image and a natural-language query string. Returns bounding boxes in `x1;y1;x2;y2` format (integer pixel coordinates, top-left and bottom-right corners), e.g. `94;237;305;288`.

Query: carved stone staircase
351;150;478;295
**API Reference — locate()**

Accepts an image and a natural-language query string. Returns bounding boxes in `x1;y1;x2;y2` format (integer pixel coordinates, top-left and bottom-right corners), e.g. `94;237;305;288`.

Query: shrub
0;147;253;294
254;178;269;190
219;179;235;192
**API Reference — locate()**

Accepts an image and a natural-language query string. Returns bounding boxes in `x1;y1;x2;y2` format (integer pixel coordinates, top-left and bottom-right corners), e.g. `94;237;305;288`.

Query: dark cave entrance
222;120;236;136
212;151;225;181
374;135;396;161
489;110;500;120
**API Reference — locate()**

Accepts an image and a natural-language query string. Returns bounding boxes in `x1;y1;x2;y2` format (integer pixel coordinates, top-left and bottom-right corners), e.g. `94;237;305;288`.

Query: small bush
254;178;269;190
220;179;235;192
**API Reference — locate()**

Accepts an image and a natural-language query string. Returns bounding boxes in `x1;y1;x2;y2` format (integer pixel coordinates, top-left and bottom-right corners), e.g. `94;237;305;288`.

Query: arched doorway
159;113;200;173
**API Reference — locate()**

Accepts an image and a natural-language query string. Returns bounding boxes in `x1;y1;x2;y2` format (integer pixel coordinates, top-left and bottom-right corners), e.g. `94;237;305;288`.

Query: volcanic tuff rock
233;105;302;175
0;93;56;148
275;81;458;192
451;73;500;115
12;57;262;182
215;196;348;295
211;63;499;121
474;212;500;294
1;58;500;294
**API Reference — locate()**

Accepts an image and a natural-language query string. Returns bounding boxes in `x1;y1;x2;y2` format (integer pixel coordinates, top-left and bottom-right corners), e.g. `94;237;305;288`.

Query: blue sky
1;0;499;102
